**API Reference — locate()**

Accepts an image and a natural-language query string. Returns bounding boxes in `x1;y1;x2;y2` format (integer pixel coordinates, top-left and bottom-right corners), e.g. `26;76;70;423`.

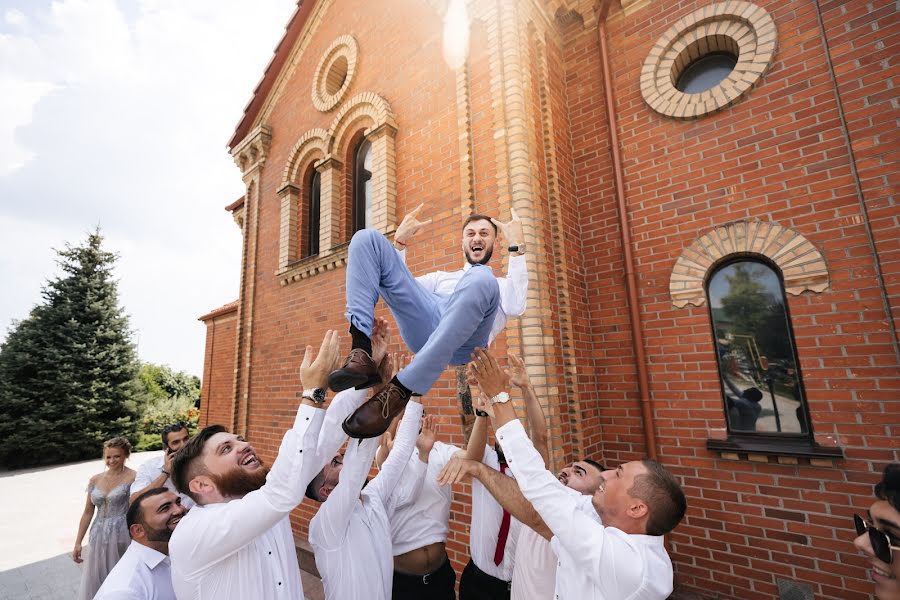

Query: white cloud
0;0;296;374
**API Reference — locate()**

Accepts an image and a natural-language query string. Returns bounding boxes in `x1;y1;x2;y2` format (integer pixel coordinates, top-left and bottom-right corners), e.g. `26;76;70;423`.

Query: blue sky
0;0;296;375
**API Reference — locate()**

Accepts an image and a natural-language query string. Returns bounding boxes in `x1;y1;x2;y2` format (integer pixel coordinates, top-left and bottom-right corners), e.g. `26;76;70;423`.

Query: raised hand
506;353;530;389
490;206;523;247
395;203;432;246
416;414;438;456
469;347;509;400
437;455;480;486
300;330;341;390
371;318;390;365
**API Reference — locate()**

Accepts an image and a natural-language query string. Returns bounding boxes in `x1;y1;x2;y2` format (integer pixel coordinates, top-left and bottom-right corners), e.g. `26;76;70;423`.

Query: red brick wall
199;307;238;429
201;0;899;597
558;1;899;598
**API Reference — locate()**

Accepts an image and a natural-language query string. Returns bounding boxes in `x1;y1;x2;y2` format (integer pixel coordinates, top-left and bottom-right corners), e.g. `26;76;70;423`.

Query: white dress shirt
387;441;460;556
310;401;424;600
169;389;367;600
511;525;557;600
93;540;175;600
132;455;195;509
399;250;528;343
469;445;522;581
496;419;674;600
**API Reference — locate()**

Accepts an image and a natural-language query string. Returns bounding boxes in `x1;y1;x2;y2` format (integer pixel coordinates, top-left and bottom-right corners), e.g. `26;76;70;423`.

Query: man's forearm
463;415;488;460
473;462;551;539
520;384;549;464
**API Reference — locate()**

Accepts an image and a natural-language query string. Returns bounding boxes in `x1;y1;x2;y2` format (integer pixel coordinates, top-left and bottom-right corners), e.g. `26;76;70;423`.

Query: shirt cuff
293;403;321;429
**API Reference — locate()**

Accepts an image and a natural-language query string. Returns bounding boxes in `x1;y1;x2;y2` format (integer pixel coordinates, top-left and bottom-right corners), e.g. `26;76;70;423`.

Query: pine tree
0;229;140;468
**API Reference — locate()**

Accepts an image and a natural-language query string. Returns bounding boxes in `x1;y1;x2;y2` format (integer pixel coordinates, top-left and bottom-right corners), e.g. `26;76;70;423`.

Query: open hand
469;348;509;399
395;203;432;246
506;353;530;389
300;330;341;390
437;455;480;486
490;206;523;247
371;318;390;365
416;415;438;455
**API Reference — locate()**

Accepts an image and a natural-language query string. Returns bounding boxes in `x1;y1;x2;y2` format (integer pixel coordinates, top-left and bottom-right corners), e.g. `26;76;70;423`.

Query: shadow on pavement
0;551;82;600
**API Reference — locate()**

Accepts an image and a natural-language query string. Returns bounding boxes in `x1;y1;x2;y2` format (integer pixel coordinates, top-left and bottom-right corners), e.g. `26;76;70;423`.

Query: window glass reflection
708;261;808;434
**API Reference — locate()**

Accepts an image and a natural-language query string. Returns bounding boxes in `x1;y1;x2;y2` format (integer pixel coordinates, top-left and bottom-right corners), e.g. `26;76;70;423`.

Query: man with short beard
330;206;528;440
168;330;378;600
93;488;187;599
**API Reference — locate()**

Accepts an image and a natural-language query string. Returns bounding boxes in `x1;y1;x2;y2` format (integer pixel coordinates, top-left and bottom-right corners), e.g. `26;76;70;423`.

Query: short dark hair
875;463;900;512
462;214;497;234
127;487;169;532
171;425;227;503
161;422;188;446
305;469;326;502
629;460;687;536
582;458;606;472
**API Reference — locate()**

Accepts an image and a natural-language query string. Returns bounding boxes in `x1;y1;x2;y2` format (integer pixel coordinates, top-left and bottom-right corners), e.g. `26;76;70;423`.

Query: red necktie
493;463;511;566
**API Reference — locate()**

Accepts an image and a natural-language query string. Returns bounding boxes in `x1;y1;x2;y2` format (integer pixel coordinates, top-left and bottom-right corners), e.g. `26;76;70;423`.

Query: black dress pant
392;555;457;600
458;558;511;600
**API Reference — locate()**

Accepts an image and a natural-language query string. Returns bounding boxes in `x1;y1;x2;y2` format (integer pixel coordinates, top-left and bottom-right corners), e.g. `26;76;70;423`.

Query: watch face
313;388;326;403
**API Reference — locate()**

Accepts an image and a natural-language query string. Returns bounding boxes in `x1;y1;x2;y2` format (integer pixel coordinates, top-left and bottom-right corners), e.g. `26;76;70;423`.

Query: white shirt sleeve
313;388;368;470
498;254;528;317
497;419;644;595
174;404;325;569
131;458;159;496
390;454;427;511
367;401;424;506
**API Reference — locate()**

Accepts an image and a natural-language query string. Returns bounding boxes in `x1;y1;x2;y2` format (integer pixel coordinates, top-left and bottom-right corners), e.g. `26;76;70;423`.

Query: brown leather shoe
342;382;412;439
328;348;381;393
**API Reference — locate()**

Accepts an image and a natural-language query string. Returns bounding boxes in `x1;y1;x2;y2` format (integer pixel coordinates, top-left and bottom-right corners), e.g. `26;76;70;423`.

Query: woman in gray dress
72;437;136;600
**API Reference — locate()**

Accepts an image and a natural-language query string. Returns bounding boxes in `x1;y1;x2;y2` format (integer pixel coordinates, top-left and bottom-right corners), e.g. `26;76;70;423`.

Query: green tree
0;229;140;468
133;362;201;451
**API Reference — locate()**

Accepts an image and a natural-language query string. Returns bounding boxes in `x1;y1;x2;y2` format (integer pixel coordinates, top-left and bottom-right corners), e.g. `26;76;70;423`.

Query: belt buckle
422;571;432;586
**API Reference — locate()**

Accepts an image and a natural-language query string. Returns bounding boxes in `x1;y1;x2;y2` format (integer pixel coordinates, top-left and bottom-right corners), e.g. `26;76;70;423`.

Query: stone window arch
277;129;328;270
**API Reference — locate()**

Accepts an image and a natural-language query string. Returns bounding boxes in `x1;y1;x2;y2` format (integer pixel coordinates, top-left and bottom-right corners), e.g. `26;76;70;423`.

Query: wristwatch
302;388;327;405
490;392;511;405
507;244;526;255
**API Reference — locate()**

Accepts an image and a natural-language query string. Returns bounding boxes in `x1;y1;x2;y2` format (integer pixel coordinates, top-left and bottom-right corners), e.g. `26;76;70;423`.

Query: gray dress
77;480;132;600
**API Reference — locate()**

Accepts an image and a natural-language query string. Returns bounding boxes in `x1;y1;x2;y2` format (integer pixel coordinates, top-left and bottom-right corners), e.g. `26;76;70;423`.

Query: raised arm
492;208;528;317
437;455;551;539
130;452;172;504
366;400;424;503
507;353;548;464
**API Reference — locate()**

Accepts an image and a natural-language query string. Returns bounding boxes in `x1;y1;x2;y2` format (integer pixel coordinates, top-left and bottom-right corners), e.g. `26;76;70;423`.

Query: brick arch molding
669;220;830;308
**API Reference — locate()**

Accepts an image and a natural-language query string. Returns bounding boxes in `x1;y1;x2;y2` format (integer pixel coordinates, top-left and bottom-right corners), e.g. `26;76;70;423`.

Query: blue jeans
344;229;500;394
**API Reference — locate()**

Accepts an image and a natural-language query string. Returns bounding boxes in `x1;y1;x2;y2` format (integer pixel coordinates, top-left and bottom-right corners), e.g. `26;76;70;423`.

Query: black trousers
458;559;511;600
392;555;457;600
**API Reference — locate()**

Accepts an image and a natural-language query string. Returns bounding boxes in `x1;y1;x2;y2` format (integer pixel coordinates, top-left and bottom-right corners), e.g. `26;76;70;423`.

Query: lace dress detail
77;480;132;600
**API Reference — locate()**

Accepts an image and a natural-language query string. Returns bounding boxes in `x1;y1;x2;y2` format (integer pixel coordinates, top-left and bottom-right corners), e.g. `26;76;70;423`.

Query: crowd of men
85;212;898;600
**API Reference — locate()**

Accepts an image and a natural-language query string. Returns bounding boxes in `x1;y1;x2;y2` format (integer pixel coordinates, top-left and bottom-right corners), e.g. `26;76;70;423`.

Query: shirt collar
131;540;170;569
463;261;473;272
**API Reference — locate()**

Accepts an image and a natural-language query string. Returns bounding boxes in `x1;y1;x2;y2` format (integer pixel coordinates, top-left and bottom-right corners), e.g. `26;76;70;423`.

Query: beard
144;524;175;543
465;245;493;265
210;463;269;499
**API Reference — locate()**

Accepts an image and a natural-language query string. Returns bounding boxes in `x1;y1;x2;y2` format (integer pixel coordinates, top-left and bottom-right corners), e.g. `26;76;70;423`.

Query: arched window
706;259;811;436
352;137;372;233
307;170;320;257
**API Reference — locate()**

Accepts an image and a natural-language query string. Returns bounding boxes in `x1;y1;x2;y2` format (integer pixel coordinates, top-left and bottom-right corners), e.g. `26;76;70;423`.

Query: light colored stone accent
311;35;359;112
669;220;830;308
277;129;329;269
640;1;777;119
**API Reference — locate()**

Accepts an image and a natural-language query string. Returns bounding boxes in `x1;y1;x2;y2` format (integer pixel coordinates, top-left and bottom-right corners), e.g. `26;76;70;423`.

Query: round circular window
312;35;358;113
640;2;777;119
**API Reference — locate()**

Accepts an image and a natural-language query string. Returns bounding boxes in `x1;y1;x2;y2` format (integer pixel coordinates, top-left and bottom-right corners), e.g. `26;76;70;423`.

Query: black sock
349;324;372;355
391;376;413;397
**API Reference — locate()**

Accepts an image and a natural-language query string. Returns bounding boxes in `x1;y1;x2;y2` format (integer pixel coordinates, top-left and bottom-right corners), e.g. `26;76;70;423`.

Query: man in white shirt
375;414;461;599
330;206;528;439
130;422;195;509
439;355;606;600
306;373;425;600
167;330;371;600
94;487;187;599
466;348;688;600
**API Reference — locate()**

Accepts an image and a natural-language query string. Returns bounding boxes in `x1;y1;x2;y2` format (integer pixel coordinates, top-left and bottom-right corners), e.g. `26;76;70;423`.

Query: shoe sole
328;371;381;393
341;419;388;439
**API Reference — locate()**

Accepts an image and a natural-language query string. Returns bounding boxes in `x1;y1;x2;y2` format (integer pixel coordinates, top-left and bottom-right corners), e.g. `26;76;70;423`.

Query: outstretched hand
416;414;438;455
490;206;523;247
300;330;341;390
437;455;481;486
468;347;509;400
395;203;432;246
506;353;530;389
371;318;390;365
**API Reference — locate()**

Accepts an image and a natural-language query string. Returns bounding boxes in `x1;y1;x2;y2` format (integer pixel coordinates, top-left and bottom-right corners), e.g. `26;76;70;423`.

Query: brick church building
198;0;898;597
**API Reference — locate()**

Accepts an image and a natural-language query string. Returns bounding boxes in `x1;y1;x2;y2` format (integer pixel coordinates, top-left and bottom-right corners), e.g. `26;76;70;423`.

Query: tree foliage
134;363;201;451
0;230;140;468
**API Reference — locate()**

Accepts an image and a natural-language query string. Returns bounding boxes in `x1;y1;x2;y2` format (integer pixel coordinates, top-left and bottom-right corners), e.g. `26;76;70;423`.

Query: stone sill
277;243;350;286
706;436;844;466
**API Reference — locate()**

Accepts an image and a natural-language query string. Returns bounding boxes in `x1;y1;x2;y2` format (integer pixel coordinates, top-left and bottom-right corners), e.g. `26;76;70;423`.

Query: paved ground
0;451;325;599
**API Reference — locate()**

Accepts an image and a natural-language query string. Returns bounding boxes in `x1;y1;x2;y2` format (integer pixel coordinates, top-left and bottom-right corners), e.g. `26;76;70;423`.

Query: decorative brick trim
640;1;777;119
232;125;272;179
278;244;349;286
670;221;830;308
281;128;329;184
311;35;359;112
327;92;396;156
